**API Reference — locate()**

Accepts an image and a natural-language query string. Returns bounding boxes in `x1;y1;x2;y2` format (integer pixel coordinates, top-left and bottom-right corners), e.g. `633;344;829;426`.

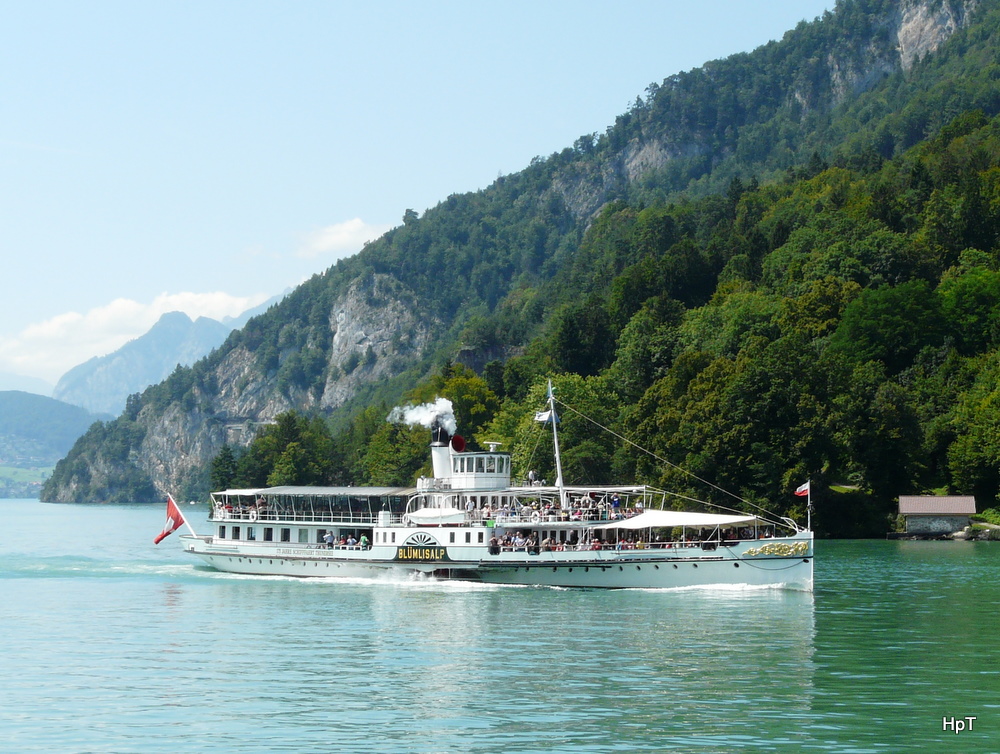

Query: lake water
1;499;997;753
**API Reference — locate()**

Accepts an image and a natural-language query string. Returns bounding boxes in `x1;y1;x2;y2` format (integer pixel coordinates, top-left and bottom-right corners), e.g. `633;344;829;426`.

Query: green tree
234;412;336;488
948;353;1000;505
549;297;615;376
827;280;947;374
209;444;238;491
939;264;1000;355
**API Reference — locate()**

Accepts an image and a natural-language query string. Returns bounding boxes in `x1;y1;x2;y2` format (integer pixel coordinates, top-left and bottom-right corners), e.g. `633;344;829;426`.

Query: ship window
280;528;291;542
298;528;309;544
247;527;256;541
486;456;496;473
465;532;471;543
391;532;396;543
449;532;455;543
478;532;484;543
232;526;241;540
453;458;460;473
263;528;273;542
462;457;468;473
476;456;484;473
218;525;226;539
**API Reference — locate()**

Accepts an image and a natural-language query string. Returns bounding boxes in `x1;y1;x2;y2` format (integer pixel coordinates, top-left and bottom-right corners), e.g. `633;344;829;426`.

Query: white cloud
0;291;270;384
298;218;392;260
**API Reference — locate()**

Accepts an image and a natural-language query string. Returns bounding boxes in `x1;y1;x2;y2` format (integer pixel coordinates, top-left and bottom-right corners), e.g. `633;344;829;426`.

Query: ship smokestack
386;397;457;482
431;418;451;447
430;417;452;479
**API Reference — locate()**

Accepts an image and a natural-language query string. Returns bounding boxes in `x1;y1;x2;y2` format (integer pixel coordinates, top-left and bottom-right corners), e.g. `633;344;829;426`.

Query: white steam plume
387;397;457;434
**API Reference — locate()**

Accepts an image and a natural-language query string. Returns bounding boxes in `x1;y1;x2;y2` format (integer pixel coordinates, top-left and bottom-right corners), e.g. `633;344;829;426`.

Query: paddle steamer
181;386;813;590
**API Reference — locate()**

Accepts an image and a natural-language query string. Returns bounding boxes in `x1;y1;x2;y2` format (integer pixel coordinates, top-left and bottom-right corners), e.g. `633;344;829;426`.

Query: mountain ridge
41;0;998;507
52;294;285;416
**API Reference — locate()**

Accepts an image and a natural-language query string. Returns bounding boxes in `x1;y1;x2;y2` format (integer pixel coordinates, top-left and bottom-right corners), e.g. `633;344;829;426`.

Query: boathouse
898;496;976;535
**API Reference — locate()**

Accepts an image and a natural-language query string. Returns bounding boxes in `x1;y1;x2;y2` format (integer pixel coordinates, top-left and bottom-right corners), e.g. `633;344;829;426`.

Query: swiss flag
154;495;186;544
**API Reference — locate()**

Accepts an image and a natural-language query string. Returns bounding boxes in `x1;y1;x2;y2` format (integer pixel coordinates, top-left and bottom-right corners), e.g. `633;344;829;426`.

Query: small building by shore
898;496;976;536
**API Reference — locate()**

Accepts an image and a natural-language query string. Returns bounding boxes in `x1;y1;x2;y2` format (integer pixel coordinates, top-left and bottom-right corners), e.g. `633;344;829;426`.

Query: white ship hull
181;531;813;590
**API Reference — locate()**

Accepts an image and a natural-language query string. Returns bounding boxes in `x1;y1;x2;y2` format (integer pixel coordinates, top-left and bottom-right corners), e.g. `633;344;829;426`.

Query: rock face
320;274;436;411
551;0;979;221
120;274;438;499
896;0;977;71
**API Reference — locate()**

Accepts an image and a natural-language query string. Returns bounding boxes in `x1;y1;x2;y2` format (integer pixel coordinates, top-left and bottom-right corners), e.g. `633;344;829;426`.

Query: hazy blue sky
1;0;833;385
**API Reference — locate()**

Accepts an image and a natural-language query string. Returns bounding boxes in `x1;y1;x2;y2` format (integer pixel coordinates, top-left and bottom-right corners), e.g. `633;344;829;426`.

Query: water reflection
362;582;817;752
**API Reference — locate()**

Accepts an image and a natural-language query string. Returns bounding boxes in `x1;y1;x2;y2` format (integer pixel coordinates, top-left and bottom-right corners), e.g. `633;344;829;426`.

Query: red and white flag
794;481;811;497
154;495;186;544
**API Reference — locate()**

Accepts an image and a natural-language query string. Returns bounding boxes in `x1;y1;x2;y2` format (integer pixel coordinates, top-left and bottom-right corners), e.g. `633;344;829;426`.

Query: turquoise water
1;500;997;753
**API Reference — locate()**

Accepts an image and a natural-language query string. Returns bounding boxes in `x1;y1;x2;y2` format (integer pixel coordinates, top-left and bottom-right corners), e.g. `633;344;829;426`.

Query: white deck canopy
592;510;759;530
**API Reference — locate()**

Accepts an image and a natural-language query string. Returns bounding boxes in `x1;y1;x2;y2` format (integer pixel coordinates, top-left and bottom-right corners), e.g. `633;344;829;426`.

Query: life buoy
249;509;258;522
530;511;541;523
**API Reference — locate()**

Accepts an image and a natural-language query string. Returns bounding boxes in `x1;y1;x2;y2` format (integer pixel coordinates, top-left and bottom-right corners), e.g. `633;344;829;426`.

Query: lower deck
182;517;814;590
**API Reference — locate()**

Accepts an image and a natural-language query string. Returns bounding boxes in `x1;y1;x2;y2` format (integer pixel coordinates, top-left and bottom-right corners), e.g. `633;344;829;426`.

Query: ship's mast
547;380;566;509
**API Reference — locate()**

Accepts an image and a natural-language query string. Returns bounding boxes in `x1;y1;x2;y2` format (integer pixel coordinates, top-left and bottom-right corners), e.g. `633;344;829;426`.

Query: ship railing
211;509;403;525
488;507;641;525
210;538;375;551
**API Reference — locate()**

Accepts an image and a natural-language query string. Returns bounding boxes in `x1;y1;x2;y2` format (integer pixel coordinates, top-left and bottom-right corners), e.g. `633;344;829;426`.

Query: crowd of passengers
472;492;644;522
322;531;370;549
488;526;768;554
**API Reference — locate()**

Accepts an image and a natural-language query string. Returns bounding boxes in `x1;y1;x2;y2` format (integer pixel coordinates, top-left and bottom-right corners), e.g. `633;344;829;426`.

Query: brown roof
898;496;976;515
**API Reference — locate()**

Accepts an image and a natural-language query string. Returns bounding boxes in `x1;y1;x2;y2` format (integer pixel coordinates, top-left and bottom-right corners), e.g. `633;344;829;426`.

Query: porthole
569;568;573;572
734;563;740;568
585;567;589;572
672;564;678;569
552;567;557;572
636;566;641;570
654;565;659;570
693;564;698;568
619;566;623;571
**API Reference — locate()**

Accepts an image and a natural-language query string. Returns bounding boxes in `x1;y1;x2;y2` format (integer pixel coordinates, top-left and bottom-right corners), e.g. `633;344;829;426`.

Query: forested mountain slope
42;0;1000;536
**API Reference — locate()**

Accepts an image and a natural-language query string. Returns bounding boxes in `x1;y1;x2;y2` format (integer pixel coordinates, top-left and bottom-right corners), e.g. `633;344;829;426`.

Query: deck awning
592;510;760;530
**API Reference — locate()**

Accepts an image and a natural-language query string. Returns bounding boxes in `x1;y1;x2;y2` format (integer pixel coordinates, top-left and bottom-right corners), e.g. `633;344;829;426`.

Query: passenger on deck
323;531;334;548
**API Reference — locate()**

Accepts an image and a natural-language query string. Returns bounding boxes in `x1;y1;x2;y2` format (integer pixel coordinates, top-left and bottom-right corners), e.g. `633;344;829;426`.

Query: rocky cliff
551;0;980;221
132;274;436;499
